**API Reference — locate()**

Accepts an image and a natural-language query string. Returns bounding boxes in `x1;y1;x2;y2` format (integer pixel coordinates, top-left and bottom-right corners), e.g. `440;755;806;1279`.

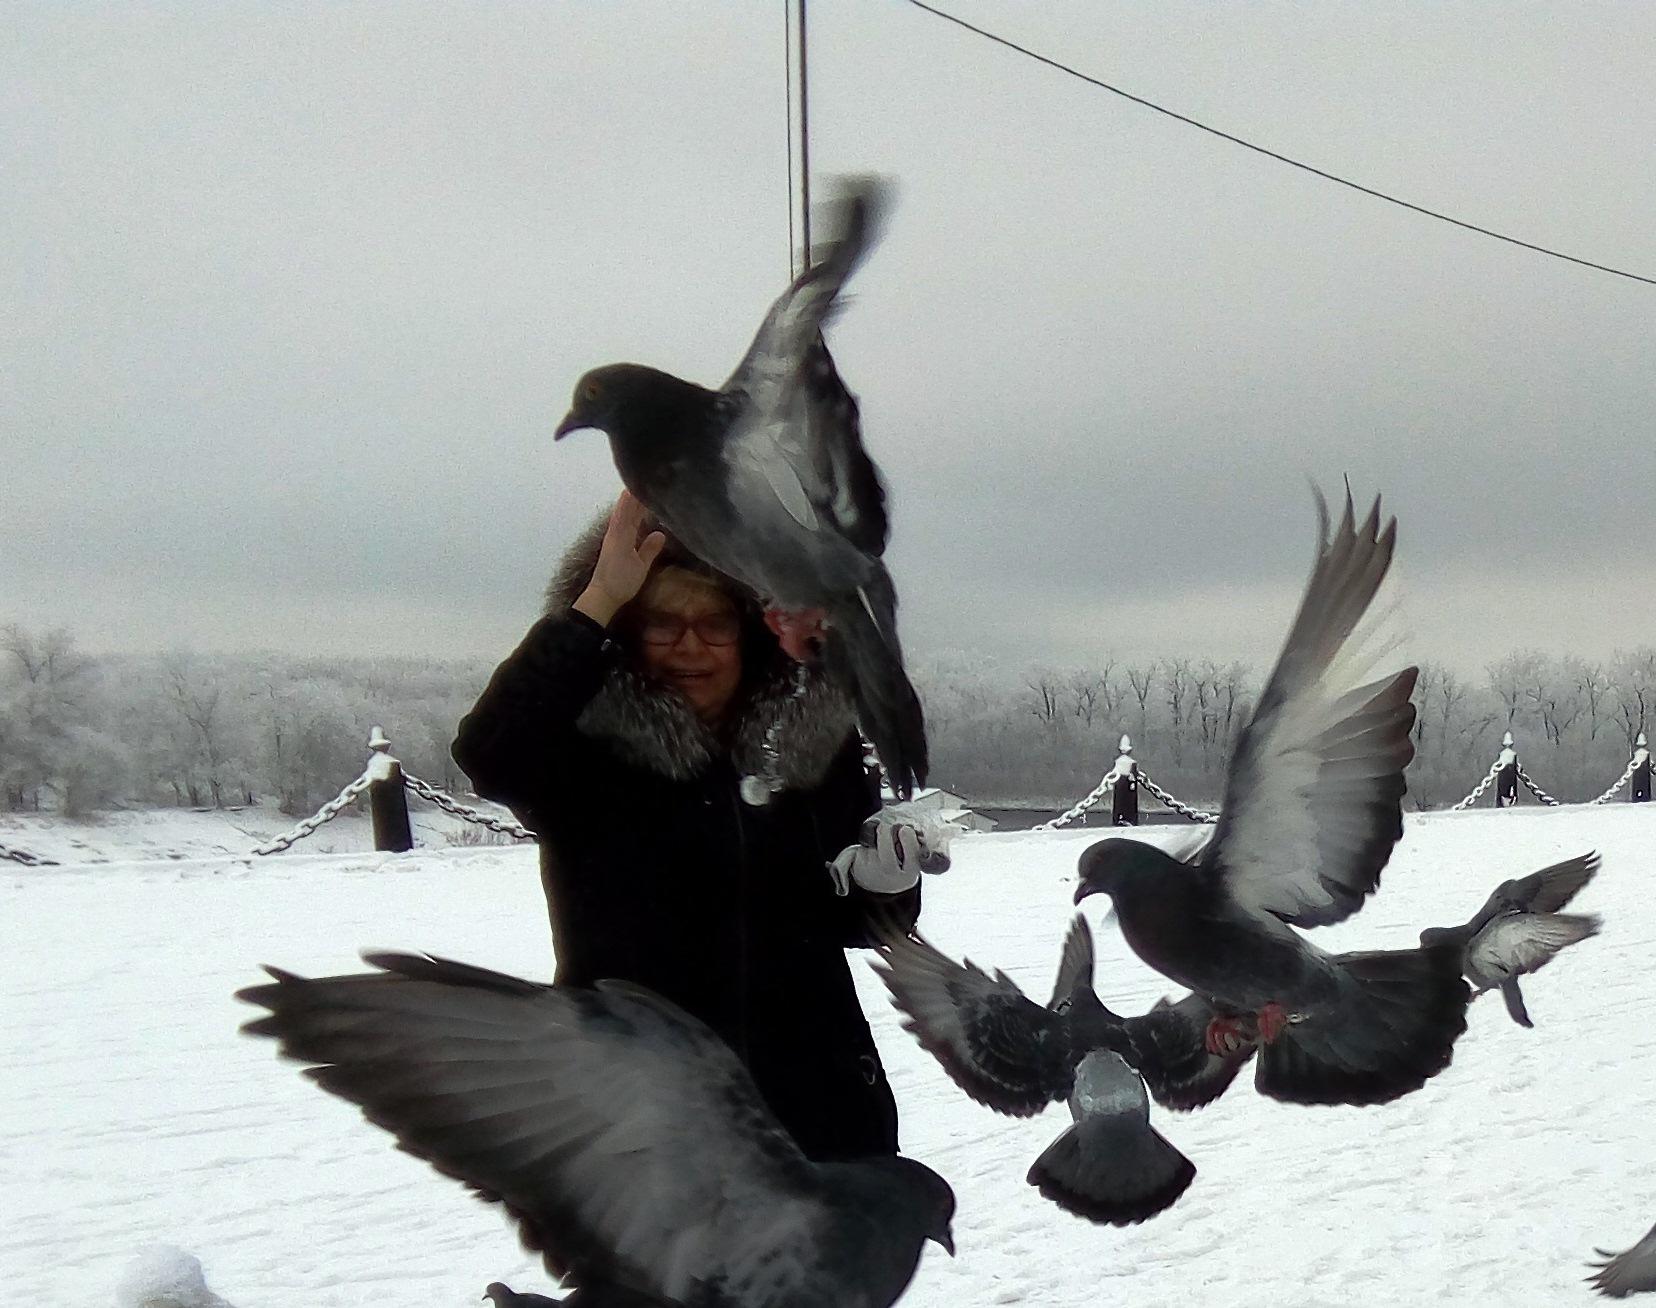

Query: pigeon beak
1073;876;1099;906
939;1229;957;1257
553;410;587;441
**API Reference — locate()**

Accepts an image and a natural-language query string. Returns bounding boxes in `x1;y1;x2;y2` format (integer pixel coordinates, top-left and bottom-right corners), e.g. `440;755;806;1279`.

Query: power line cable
903;0;1656;287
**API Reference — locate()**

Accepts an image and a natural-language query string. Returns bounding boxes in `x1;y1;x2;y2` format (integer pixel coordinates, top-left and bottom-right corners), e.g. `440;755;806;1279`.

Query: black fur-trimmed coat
451;520;919;1162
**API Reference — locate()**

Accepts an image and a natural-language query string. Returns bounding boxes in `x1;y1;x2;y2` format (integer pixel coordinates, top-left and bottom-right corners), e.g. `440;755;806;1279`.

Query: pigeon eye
581;380;602;403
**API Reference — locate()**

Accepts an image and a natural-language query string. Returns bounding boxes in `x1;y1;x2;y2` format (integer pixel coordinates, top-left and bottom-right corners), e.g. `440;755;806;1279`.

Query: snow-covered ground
5;803;1653;1306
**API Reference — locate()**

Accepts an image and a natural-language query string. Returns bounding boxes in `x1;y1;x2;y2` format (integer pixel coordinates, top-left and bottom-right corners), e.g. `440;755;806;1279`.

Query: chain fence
1449;761;1503;812
1034;765;1221;831
1041;732;1650;831
20;718;1649;865
250;768;538;856
1515;765;1562;808
1032;768;1122;831
1585;753;1643;807
252;772;374;855
401;772;536;841
1448;740;1647;811
1134;769;1220;823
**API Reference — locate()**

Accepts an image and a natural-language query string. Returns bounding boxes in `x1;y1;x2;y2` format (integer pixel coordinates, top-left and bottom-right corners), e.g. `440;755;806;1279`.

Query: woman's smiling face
631;567;744;724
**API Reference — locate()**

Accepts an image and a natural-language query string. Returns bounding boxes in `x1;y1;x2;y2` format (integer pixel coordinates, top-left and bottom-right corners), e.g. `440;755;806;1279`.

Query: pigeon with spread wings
1420;851;1601;1027
239;952;954;1308
870;916;1256;1225
552;176;926;797
1075;491;1470;1107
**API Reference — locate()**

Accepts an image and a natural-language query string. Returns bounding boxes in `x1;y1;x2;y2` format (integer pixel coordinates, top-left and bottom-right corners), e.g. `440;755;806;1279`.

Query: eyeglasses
635;610;743;648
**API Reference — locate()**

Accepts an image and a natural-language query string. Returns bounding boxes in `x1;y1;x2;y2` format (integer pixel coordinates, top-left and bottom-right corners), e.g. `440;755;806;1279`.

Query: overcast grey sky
5;1;1654;676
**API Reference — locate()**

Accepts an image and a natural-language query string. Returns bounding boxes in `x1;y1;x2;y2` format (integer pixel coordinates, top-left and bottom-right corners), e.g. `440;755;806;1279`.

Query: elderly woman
452;492;933;1161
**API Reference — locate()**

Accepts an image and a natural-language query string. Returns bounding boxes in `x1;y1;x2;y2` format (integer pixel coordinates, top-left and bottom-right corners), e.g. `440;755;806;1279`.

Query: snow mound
115;1245;237;1308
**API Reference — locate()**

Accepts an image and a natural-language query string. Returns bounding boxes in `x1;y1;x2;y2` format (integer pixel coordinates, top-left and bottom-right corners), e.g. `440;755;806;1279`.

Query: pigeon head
554;363;713;446
916;1164;958;1256
1074;837;1168;906
878;1156;957;1256
1417;924;1461;951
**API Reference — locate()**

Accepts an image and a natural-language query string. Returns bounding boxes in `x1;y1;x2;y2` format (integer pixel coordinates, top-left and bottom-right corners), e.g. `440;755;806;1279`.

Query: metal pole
1495;731;1519;808
783;0;795;279
366;726;413;853
1111;734;1139;826
796;0;811;269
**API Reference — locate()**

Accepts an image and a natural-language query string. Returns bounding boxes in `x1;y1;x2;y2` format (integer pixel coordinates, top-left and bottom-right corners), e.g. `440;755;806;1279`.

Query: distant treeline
923;648;1656;812
2;623;1652;817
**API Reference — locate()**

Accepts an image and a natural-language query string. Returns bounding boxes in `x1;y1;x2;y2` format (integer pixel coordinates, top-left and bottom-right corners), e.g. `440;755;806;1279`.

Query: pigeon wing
1587;1221;1656;1298
719;178;891;568
870;921;1078;1116
1205;491;1417;928
1047;914;1095;1012
1465;912;1601;988
239;953;827;1306
1500;850;1600;914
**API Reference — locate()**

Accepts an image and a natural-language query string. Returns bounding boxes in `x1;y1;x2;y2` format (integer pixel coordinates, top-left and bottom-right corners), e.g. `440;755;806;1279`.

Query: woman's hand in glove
828;818;950;896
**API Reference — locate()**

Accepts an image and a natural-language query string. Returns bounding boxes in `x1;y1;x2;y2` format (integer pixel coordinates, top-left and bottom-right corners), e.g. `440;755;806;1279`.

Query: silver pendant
739;775;776;807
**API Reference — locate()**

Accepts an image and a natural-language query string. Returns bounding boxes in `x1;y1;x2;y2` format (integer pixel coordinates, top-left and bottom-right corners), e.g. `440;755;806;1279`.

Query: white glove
827;810;955;897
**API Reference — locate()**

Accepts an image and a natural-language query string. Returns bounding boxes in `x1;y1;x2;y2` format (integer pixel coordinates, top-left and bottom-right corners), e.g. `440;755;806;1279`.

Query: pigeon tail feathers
825;575;926;798
1499;979;1535;1028
1026;1113;1194;1226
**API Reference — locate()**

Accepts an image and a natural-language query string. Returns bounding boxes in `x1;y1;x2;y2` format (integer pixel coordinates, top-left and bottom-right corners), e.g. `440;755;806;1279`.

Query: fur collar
545;509;857;788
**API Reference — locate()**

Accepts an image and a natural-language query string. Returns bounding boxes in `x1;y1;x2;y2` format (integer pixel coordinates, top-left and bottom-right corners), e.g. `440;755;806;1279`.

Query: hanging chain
401;772;537;840
1586;753;1642;806
1449;760;1502;811
1134;769;1219;823
1515;765;1561;807
1033;768;1122;831
253;772;373;855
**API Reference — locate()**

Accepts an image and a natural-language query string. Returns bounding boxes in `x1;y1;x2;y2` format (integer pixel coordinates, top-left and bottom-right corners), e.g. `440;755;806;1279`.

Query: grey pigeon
1074;491;1471;1108
871;916;1255;1224
239;952;954;1308
1589;1221;1656;1298
1419;852;1601;1027
552;176;926;797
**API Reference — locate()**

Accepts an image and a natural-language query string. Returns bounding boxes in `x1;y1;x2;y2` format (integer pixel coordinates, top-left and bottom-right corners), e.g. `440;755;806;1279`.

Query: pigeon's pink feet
764;607;829;662
1204;1014;1254;1057
1256;1002;1291;1044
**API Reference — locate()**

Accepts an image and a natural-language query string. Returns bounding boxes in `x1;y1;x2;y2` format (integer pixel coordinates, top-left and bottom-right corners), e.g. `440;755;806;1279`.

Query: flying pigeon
239;951;955;1308
871;915;1254;1224
1074;490;1471;1108
551;176;928;797
1419;852;1601;1027
1589;1221;1656;1298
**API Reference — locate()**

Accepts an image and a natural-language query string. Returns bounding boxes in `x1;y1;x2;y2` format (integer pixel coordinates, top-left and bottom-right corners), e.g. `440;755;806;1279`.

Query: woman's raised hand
573;491;667;626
